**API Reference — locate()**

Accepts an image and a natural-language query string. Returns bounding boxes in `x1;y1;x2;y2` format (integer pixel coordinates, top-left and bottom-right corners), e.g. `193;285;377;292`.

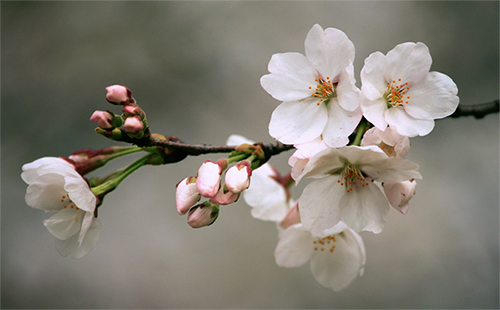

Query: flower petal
361;95;388;131
64;176;96;213
385;107;435;137
269;99;328;145
361;51;387;101
260;52;318;102
339;182;390;233
404;71;459;120
25;173;68;211
299;176;343;236
274;223;314;268
310;228;365;291
305;25;354;78
361;157;422;183
55;218;102;259
383;42;432;84
322;102;362;148
21;157;73;184
43;208;84;240
336;64;361;112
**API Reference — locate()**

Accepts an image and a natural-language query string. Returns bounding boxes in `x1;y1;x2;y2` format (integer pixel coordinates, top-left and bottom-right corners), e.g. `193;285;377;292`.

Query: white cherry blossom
261;24;362;147
361;126;410;158
274;222;365;291
360;42;459;137
21;157;100;258
295;146;422;234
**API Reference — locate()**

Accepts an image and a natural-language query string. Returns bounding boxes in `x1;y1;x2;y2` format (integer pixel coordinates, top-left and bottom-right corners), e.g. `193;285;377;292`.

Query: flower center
309;76;336;106
337;164;370;193
384;78;410;108
61;194;79;210
379;143;395;157
313;235;337;253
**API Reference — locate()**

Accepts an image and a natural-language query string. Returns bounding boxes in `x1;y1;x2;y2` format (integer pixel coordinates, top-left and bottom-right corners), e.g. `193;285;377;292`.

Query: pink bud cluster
175;158;253;228
90;85;147;139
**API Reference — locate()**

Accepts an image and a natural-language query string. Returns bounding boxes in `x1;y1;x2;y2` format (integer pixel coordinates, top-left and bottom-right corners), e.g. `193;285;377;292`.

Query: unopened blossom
176;176;201;215
275;222;365;291
383;179;417;215
261;24;362;147
361;126;410;158
295;146;421;234
225;160;252;194
123;116;144;135
196;159;227;198
90;110;115;130
360;42;459;137
21;157;100;258
227;134;291;222
105;84;132;105
209;187;239;205
187;202;219;228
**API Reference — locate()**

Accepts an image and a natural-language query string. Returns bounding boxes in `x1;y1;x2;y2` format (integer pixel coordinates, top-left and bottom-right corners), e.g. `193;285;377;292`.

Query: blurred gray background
2;1;499;309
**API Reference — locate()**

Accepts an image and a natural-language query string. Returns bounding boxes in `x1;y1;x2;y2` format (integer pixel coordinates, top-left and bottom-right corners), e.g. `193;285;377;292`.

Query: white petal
21;157;73;184
261;52;318;101
383;180;417;214
295;147;344;183
383;42;432;84
226;134;254;146
339;182;390;234
361;51;387;101
336;65;361;112
274;223;314;268
403;71;459;120
322;103;362;148
55;218;102;259
299;176;343;236
243;164;288;222
361;157;422;183
361;95;388;131
385;107;435;137
25;173;67;211
309;228;365;291
305;25;354;78
65;176;96;213
269;99;328;145
43;208;84;240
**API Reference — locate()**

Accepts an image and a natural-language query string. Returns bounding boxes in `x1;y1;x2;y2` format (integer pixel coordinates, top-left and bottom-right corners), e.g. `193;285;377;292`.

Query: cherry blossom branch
449;100;499;119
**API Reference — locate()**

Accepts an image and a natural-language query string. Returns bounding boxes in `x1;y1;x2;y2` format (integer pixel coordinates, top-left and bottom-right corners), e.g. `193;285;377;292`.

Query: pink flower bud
225;160;252;194
187;202;219;228
123;116;144;135
209;187;239;205
90;110;115;129
383;180;417;214
176;177;201;215
196;160;226;197
105;84;132;105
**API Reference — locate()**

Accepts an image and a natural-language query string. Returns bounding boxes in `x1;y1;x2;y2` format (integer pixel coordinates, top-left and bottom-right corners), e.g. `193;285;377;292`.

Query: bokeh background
2;1;499;309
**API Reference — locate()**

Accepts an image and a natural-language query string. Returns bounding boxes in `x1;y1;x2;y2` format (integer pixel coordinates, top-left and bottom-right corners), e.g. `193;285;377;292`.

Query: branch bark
449;100;499;119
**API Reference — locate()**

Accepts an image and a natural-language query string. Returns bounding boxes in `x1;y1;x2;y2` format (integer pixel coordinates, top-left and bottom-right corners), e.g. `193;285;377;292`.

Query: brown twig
449;100;499;119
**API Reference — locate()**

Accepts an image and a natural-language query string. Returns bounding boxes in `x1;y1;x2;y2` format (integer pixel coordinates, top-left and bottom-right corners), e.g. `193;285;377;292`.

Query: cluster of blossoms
21;24;461;292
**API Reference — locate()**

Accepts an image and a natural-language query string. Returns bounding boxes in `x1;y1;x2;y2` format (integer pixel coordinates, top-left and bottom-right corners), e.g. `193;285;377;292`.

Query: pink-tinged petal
383;180;417;214
269;99;328;145
274;223;314;268
209;187;239;205
361;95;388;131
339;182;390;233
403;71;459;120
25;173;68;211
196;161;222;198
322;102;362;148
385;107;435;137
55;218;102;259
361;157;421;183
361;127;410;158
299;176;344;236
305;25;354;78
176;177;201;215
43;208;84;240
336;64;361;112
309;228;365;291
383;42;432;84
361;52;387;101
279;201;301;229
260;53;318;102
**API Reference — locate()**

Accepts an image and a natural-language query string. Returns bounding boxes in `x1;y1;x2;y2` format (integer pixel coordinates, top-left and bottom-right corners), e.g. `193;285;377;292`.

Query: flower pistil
310;76;336;106
336;164;370;193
